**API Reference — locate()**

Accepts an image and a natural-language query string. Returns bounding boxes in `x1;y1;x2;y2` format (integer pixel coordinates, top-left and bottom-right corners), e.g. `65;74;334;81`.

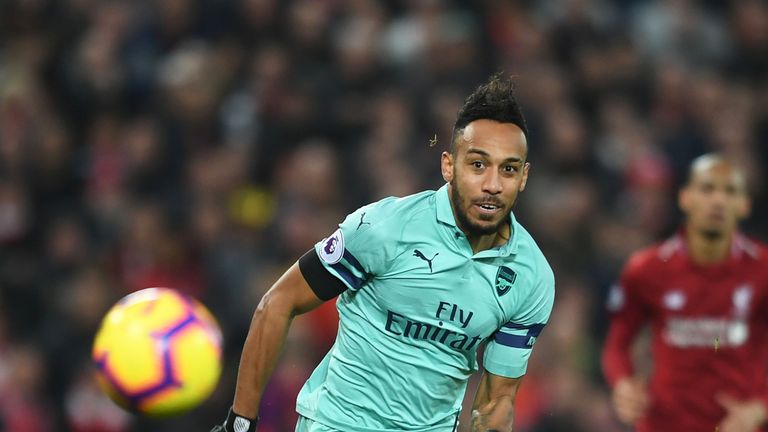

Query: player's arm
213;202;393;432
601;262;652;425
601;290;646;385
470;371;522;432
213;251;346;432
232;261;323;415
475;263;554;432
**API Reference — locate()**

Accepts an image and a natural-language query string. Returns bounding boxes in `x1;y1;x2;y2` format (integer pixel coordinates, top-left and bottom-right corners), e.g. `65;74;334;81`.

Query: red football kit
602;232;768;432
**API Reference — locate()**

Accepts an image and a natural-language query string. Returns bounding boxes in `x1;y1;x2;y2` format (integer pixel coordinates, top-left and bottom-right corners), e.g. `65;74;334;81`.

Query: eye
503;165;517;173
472;161;484;169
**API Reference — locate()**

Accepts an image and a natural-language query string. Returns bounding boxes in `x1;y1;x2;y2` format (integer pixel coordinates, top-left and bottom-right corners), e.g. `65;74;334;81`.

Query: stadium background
0;0;767;430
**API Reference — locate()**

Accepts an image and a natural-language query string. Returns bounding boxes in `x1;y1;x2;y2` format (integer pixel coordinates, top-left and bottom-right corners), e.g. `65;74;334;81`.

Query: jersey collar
435;183;457;227
659;229;761;263
435;183;519;256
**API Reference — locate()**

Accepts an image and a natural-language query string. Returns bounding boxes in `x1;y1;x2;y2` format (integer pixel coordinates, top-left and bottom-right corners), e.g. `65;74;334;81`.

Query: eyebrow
466;148;523;164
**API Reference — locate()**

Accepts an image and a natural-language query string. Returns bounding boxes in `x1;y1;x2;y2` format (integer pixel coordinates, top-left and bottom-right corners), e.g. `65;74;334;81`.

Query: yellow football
92;287;223;417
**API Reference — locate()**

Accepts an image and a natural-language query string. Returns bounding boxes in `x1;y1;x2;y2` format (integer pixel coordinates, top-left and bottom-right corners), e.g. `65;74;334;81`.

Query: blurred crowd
0;0;767;431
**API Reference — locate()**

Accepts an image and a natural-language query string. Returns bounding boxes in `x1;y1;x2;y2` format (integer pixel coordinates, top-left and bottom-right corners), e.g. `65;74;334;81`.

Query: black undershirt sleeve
298;249;348;301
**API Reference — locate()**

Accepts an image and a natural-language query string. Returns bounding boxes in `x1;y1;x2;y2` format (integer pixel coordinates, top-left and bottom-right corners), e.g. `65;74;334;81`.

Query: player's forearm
231;292;295;418
602;348;634;388
471;396;515;432
601;325;636;387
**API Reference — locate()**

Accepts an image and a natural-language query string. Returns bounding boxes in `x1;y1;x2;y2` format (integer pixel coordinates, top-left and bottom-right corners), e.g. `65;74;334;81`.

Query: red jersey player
602;154;768;432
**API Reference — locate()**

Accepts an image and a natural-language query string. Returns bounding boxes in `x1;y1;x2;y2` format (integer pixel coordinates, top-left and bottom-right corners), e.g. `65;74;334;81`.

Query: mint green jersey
296;184;555;431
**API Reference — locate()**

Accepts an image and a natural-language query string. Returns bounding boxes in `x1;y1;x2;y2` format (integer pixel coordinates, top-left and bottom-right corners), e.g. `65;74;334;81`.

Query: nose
709;188;729;207
482;170;502;195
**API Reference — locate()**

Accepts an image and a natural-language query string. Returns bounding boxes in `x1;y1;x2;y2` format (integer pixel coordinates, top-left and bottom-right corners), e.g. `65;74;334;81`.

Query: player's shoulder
356;189;436;225
622;236;682;276
367;189;435;213
513;221;555;287
342;189;437;245
734;233;768;263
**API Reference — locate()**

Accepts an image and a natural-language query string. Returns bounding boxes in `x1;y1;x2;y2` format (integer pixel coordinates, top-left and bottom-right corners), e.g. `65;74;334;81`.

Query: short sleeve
313;197;401;291
483;266;555;378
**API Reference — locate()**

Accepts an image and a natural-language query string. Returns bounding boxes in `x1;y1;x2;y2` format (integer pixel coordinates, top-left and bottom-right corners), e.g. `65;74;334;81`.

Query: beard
450;179;512;236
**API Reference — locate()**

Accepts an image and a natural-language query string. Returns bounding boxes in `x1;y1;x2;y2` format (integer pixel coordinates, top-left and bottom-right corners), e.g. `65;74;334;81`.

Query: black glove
210;407;258;432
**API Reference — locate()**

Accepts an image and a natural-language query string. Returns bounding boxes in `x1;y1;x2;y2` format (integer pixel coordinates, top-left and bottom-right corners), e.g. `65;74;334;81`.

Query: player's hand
211;407;258;432
611;377;649;425
716;394;768;432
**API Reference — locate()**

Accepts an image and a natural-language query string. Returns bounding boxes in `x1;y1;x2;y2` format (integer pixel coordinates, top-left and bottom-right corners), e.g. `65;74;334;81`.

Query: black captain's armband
299;249;348;300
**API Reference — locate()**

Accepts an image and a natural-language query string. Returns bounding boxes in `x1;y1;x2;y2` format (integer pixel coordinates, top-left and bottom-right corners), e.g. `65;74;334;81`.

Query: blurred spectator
65;368;132;432
0;344;54;432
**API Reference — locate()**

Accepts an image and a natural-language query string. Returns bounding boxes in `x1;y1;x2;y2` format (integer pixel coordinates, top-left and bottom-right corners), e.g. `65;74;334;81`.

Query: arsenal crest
495;266;517;296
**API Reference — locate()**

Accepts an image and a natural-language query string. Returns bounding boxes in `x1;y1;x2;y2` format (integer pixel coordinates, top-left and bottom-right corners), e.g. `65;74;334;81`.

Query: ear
519;162;531;192
737;195;751;219
441;152;454;183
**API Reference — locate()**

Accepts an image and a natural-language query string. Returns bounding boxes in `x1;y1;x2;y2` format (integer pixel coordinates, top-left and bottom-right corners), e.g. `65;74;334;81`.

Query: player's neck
467;223;510;254
685;226;732;265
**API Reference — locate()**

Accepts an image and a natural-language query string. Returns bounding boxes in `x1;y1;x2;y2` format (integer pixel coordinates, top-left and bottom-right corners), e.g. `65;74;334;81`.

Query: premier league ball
92;288;223;417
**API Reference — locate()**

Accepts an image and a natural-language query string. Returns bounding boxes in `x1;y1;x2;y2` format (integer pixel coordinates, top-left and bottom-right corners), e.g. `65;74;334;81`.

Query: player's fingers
614;405;644;424
616;390;648;411
613;397;647;424
717;416;748;432
611;378;649;424
614;387;649;409
615;379;648;401
614;397;646;414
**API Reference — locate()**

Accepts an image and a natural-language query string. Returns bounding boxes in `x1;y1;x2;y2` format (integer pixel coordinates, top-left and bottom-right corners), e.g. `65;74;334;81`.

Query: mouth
473;202;504;216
